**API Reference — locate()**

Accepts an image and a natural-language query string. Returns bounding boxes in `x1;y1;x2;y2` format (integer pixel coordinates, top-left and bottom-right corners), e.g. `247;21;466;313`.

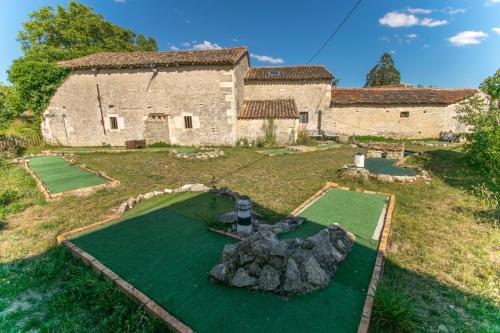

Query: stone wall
322;103;468;139
243;80;331;133
43;61;249;147
237;118;298;145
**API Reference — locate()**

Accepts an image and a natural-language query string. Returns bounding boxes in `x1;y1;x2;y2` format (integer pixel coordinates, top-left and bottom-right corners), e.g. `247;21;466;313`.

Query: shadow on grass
2;190;497;333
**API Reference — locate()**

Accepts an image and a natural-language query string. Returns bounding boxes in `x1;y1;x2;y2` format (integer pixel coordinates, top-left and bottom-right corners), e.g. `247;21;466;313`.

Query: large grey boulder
209;224;354;295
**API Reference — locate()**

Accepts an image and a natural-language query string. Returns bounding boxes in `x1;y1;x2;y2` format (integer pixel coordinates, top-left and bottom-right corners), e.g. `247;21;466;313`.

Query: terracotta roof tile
245;65;333;81
331;87;478;106
239;99;298;119
57;47;248;69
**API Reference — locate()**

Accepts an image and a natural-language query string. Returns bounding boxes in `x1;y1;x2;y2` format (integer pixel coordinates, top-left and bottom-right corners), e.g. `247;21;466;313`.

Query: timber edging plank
61;238;194;333
289;182;395;333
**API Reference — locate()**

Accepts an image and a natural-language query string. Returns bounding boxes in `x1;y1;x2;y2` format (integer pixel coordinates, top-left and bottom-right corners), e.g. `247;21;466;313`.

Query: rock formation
210;224;354;295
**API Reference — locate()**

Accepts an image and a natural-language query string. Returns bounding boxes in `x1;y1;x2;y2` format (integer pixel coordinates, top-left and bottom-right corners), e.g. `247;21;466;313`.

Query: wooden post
96;84;106;136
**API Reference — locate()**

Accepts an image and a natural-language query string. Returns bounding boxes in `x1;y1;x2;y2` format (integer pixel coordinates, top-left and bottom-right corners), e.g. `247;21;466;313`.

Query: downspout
96;83;106;136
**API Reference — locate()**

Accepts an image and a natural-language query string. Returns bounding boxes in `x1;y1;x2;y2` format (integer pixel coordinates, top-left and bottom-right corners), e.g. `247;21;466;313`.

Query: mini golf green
70;190;388;333
28;156;107;193
365;158;417;177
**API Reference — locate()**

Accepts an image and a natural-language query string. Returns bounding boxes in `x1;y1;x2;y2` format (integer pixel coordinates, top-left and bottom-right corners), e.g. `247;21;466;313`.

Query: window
109;116;118;129
299;112;309;124
184;116;193;129
400;111;410;118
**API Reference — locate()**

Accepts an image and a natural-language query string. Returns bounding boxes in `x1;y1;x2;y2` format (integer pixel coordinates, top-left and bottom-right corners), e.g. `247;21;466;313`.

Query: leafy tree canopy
480;69;500;102
365;53;401;87
4;1;158;124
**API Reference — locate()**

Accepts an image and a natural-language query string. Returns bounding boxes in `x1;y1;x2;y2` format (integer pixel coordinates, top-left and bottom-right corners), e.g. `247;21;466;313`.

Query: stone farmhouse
41;47;478;146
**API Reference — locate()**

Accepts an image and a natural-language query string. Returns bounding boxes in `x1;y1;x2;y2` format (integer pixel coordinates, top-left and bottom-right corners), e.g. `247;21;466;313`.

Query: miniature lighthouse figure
235;195;253;235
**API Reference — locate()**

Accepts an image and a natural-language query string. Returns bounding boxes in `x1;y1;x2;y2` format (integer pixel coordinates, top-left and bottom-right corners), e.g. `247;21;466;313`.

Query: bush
372;284;417;332
0;189;18;207
147;141;170;148
296;128;314;145
455;95;500;191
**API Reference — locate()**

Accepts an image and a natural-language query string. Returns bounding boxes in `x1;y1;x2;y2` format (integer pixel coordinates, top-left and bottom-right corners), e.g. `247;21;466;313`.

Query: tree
455;95;500;191
365;53;401;87
480;69;500;106
6;1;158;124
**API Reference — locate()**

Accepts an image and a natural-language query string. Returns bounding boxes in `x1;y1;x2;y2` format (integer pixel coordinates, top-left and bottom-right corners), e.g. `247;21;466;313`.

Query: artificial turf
364;158;417;177
71;190;388;333
28;156;107;193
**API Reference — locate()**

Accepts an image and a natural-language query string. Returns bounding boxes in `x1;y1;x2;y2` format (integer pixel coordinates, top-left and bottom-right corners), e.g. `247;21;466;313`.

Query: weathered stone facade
43;61;249;147
42;47;478;146
324;104;468;139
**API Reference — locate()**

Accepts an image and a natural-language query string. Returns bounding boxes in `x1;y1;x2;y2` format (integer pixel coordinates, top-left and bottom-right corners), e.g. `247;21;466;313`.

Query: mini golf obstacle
24;155;119;200
57;183;395;333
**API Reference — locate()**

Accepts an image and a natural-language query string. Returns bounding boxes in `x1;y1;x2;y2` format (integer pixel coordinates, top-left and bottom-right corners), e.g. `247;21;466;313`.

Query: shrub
262;118;276;146
147;141;170;148
296;128;314;145
0;189;18;207
372;284;417;332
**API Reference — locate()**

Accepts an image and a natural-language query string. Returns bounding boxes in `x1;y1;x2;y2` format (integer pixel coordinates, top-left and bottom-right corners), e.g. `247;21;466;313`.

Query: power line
306;0;364;64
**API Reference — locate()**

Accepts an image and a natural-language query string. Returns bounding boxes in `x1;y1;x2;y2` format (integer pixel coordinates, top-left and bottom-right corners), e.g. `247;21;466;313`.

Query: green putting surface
365;158;417;177
28;156;107;193
71;190;388;333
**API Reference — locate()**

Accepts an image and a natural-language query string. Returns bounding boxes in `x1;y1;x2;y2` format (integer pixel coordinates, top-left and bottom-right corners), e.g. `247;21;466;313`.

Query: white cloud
448;31;488;46
485;0;500;5
181;42;191;47
185;19;191;24
389;50;396;54
170;45;179;51
420;18;448;27
379;11;447;28
407;8;433;14
232;38;239;42
379;12;419;27
423;44;430;48
113;0;126;3
442;7;466;15
492;28;500;34
406;33;418;39
192;40;222;50
250;53;285;64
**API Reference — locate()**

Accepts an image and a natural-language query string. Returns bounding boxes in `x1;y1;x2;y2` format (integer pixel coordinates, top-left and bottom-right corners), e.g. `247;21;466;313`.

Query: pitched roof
57;47;248;69
330;87;478;106
245;65;333;82
239;99;299;119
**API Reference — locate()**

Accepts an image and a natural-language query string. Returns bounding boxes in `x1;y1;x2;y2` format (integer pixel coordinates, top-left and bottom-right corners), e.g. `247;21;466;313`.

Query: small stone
117;202;129;214
283;258;303;293
210;262;231;283
231;268;256;287
163;188;172;194
127;197;136;209
143;192;155;199
153;190;163;196
258;265;280;291
218;211;237;224
304;256;329;286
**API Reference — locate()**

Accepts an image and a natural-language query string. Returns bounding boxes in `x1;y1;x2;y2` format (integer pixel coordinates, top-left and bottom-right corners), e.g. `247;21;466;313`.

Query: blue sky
1;0;499;87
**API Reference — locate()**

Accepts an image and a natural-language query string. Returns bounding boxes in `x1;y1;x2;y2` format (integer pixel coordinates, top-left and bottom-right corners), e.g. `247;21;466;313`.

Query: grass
0;146;498;332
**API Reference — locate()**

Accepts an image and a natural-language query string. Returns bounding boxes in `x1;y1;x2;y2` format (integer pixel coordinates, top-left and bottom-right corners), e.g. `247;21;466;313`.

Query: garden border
57;182;395;333
289;182;395;333
22;155;120;201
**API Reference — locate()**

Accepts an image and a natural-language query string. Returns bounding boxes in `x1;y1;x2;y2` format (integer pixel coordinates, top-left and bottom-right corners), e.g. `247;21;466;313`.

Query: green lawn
28;156;106;193
70;189;387;333
0;146;498;332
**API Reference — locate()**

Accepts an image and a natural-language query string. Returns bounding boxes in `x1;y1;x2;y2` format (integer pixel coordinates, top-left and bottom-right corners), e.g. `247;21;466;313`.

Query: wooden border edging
23;156;120;202
58;182;394;333
289;182;394;333
61;239;193;333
